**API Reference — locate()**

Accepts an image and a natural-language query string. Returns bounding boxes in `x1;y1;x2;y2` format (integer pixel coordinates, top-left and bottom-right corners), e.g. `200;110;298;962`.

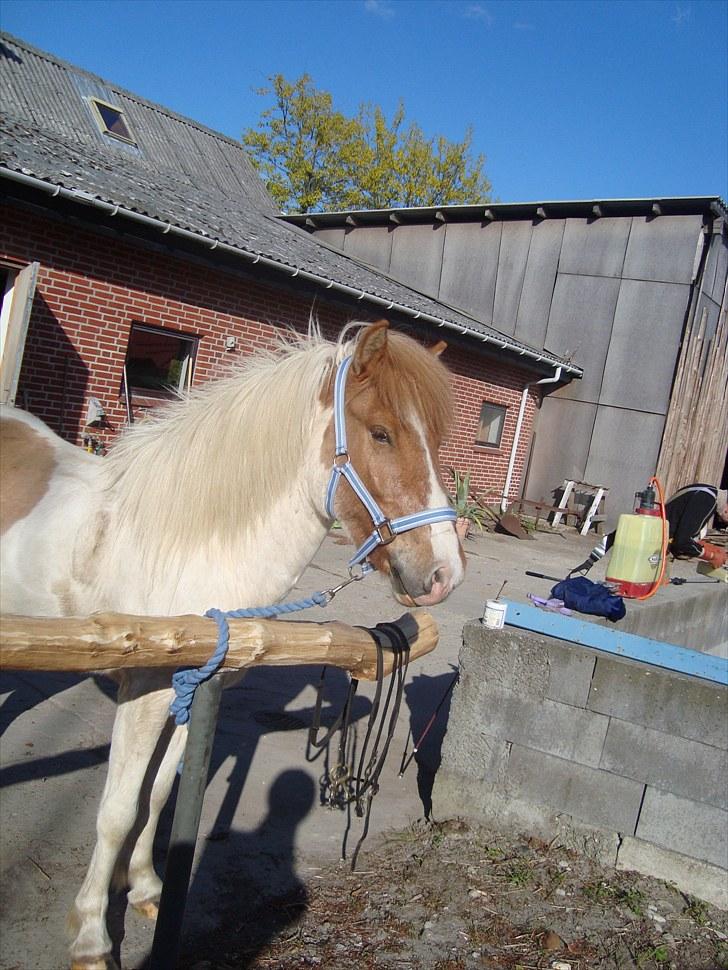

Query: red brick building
0;32;579;500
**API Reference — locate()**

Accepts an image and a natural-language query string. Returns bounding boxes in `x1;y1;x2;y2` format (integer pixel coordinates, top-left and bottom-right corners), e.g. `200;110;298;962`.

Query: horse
0;319;465;969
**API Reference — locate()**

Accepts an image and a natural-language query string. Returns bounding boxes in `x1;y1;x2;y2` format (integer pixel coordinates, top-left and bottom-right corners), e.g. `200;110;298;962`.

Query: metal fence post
149;674;224;969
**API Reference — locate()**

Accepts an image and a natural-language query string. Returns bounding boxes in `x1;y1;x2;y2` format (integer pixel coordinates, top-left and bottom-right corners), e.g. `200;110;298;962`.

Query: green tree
242;74;491;213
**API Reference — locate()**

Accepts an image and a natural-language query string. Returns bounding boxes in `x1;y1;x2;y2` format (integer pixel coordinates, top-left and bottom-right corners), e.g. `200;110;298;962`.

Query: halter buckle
375;520;396;546
333;452;350;469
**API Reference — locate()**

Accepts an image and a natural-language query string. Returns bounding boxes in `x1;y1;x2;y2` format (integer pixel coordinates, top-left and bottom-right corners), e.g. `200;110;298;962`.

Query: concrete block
617;836;728;911
437;669;513;784
438;723;510;784
635;788;728;870
544;642;596;708
479;690;610;767
461;621;550;697
461;621;598;708
588;656;728;749
614;587;728;654
432;771;620;868
505;743;644;833
601;719;728;810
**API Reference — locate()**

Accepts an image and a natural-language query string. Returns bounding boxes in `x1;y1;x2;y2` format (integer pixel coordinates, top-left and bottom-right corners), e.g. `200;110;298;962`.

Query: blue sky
2;0;726;203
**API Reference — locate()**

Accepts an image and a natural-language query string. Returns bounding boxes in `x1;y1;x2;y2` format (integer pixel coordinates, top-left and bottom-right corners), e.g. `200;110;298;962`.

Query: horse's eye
370;427;391;445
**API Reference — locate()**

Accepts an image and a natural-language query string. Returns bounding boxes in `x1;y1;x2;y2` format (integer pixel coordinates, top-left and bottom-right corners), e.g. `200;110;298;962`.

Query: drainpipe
500;366;563;513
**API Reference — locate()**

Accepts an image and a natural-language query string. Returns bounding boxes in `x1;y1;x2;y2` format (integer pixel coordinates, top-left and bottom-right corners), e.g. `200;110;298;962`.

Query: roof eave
0;166;583;379
284;195;728;228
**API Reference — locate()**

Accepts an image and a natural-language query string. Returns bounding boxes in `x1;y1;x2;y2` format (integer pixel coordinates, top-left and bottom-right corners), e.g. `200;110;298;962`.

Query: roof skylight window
89;98;136;144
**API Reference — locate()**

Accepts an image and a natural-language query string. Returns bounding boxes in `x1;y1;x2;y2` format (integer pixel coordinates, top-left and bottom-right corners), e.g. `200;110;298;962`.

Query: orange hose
634;476;668;600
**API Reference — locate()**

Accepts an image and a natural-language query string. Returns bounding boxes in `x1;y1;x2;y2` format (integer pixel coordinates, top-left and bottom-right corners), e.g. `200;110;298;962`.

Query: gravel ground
178;817;728;970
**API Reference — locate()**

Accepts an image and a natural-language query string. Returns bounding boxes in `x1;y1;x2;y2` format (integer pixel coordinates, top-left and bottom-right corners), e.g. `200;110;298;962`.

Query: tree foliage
242;74;492;213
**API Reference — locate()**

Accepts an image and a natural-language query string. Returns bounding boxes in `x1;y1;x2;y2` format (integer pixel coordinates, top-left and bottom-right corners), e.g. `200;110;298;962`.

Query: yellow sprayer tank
606;511;663;597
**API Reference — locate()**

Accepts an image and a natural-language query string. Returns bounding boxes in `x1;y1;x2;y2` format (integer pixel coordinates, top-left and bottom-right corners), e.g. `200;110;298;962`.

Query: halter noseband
325;355;456;572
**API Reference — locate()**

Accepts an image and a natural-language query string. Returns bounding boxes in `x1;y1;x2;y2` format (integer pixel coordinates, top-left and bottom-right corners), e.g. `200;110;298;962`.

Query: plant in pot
449;467;488;540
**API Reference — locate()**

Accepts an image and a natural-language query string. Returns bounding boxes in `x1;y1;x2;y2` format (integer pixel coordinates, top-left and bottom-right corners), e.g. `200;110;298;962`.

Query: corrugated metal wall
327;212;727;525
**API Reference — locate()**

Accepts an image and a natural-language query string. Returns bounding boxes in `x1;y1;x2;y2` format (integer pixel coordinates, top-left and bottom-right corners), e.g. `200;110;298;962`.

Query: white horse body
2;363;334;621
0;322;464;968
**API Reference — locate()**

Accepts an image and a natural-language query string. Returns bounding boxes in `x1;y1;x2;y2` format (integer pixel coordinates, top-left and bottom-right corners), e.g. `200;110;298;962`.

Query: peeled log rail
0;611;438;681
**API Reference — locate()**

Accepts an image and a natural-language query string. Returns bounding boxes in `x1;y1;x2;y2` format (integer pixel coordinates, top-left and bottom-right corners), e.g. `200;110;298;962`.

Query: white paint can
483;600;507;629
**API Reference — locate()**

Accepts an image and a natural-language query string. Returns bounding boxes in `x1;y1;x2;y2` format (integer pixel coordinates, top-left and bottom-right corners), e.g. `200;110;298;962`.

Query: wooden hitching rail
0;611;438;681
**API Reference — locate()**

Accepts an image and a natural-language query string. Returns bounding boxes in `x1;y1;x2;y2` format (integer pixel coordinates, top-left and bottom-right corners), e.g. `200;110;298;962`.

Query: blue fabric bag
551;577;626;623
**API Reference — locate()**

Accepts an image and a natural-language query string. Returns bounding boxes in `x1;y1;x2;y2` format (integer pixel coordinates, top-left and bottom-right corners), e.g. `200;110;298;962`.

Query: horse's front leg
125;668;245;918
125;720;188;918
68;677;175;970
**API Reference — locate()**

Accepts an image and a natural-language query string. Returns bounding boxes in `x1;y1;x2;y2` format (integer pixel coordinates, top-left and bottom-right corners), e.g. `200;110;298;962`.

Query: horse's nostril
430;565;451;592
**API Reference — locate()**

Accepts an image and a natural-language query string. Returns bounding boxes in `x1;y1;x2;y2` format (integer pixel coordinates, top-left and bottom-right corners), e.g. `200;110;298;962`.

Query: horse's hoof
131;898;159;920
70;958;119;970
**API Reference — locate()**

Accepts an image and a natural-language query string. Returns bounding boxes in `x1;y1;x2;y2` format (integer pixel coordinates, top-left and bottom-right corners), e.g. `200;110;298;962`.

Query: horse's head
324;321;465;607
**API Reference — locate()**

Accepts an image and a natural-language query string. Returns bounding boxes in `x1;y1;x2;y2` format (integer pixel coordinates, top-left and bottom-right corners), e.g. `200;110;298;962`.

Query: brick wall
0;202;538;496
433;621;728;908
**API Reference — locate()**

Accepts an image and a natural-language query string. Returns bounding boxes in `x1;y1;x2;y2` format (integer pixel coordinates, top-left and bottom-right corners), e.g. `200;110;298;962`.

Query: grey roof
284;196;728;229
0;32;581;377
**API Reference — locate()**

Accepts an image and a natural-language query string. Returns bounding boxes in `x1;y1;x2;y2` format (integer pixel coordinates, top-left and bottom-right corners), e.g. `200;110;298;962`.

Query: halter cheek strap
326;355;456;571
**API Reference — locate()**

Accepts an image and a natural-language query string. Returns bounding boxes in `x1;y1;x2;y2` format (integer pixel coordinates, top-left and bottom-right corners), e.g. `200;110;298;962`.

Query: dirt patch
180;818;727;970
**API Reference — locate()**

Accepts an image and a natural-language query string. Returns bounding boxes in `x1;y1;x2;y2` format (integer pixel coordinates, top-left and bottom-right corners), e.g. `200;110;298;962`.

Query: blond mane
103;324;452;563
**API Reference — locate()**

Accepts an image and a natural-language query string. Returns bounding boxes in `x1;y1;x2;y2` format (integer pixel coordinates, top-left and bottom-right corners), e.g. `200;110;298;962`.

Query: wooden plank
0;611;438;681
501;599;728;686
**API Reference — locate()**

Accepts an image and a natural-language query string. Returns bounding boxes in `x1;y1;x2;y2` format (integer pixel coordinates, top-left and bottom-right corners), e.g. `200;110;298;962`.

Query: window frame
123;322;198;405
0;261;39;405
474;400;507;449
88;97;137;145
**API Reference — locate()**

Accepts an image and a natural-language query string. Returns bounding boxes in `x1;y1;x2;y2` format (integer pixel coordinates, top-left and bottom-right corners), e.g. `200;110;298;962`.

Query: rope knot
169;593;333;725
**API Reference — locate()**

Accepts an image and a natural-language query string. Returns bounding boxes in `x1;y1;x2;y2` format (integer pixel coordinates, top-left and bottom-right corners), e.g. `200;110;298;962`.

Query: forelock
375;330;453;442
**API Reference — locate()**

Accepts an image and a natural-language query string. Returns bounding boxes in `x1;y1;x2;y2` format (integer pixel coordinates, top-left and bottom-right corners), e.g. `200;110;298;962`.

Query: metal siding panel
544;274;621;402
599;280;690;413
492;221;533;335
524;396;596;504
311;227;347;251
583;406;665;527
623;215;703;283
514;220;565;348
342;227;393;272
559;217;631;278
439;222;502;324
389;224;445;296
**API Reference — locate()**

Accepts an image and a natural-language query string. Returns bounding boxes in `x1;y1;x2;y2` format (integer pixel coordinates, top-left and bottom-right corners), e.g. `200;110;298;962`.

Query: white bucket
483;599;507;629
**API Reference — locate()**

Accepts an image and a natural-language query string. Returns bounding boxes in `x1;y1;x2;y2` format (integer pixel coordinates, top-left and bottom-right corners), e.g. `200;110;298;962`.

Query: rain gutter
1;168;582;377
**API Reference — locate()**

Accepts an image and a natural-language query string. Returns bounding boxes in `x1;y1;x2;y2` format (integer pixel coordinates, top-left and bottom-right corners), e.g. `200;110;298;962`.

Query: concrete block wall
433;620;728;907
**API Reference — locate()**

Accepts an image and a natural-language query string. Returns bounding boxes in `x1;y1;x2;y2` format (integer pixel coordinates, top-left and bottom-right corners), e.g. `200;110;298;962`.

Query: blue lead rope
170;592;329;725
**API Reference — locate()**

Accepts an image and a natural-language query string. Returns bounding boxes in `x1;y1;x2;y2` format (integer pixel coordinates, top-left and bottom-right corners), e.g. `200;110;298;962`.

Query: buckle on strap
376;520;396;546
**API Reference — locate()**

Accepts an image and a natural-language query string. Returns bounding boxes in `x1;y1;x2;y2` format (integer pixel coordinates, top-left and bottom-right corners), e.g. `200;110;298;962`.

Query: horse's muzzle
392;562;460;607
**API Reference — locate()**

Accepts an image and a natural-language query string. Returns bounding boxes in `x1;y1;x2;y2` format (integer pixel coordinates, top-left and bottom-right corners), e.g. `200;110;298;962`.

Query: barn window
475;402;506;448
89;98;136;144
124;324;197;400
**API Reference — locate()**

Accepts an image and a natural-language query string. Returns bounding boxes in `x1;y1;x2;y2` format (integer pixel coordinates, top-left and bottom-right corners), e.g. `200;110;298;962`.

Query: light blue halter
325;354;457;573
170;352;458;726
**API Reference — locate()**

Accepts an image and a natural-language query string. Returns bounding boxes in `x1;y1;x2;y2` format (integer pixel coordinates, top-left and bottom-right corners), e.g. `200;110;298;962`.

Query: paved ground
0;524;724;969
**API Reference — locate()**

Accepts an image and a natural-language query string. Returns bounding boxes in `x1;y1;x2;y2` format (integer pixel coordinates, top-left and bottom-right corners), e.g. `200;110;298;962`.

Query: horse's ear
351;320;389;377
429;340;447;357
